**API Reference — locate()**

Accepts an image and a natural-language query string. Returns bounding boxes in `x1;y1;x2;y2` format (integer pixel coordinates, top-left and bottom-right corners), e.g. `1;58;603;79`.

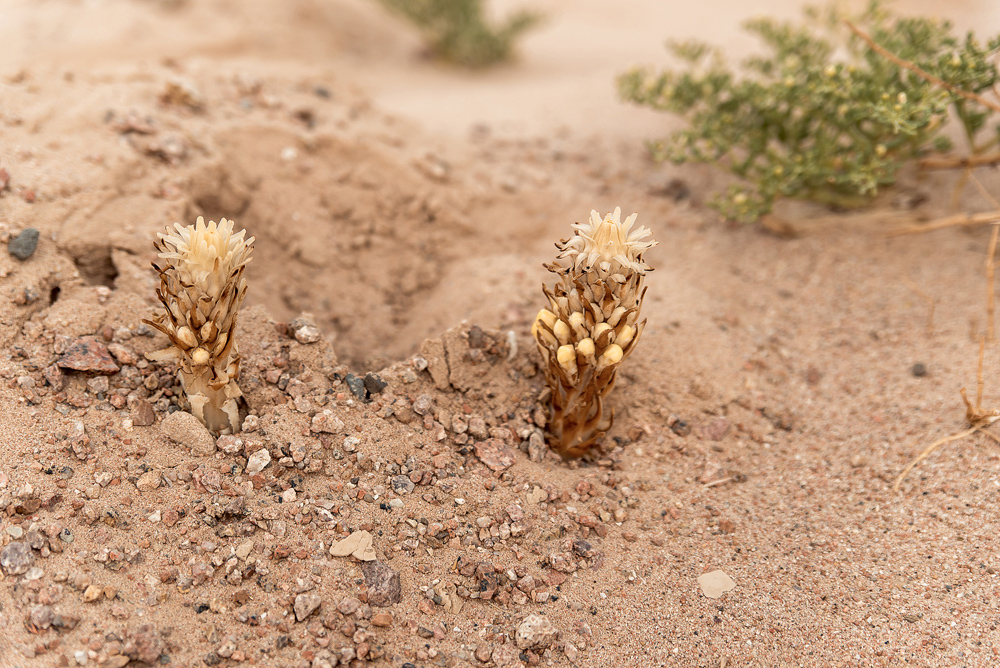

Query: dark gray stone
363;372;387;396
344;373;367;402
9;228;39;260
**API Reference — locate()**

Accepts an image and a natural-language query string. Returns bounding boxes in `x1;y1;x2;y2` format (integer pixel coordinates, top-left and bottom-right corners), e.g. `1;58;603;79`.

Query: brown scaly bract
143;217;254;435
533;207;656;457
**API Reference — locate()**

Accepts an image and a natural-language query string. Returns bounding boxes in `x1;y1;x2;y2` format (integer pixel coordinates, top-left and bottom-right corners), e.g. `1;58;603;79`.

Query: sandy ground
2;1;1000;667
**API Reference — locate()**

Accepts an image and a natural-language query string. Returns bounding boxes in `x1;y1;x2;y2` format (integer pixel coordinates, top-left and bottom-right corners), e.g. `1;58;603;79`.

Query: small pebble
8;227;40;260
363;372;387;396
474;439;516;472
161;411;216;455
0;540;34;575
57;337;120;375
361;560;401;607
245;448;271;474
345;373;367;401
516;615;559;650
293;593;322;621
294;324;321;344
911;363;927;377
136;471;160;492
371;612;393;627
235;540;253;560
391;475;415;495
131;399;155;427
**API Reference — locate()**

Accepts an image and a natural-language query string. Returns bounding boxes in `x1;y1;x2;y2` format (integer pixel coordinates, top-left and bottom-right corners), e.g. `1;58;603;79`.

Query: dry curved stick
987;225;999;343
893;426;981;492
896;345;1000;492
886;210;1000;236
921;153;1000;170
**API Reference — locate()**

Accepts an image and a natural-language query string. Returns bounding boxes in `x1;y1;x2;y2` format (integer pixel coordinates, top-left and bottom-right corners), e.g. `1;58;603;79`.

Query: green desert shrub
618;2;1000;223
377;0;540;68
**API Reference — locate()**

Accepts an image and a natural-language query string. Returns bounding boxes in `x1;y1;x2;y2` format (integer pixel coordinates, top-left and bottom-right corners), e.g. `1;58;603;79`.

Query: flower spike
533;208;656;457
143;217;254;435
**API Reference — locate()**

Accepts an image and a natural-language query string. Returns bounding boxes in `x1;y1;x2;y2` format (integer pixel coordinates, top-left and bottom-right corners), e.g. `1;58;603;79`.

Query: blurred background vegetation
375;0;541;68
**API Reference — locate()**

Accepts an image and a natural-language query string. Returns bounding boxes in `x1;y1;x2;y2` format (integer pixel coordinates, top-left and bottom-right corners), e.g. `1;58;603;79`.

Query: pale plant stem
987;225;998;344
893;427;980;492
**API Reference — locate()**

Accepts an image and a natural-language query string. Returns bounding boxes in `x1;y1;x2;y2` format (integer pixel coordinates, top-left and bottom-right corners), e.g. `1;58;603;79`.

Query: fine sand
2;1;1000;667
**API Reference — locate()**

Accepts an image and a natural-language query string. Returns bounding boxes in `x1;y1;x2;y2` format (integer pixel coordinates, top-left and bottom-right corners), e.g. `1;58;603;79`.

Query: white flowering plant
533;208;656;458
144;217;254;435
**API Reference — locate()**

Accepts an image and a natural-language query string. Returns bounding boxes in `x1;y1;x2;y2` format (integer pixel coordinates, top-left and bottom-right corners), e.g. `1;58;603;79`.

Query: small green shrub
377;0;540;68
618;2;1000;223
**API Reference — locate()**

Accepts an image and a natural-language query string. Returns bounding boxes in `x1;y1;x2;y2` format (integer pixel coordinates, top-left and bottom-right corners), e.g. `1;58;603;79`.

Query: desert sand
2;1;1000;667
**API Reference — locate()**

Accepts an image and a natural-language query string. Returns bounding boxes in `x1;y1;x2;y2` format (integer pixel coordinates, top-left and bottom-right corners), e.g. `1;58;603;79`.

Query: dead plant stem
921;152;1000;170
886;210;1000;236
893;427;980;492
987;226;998;343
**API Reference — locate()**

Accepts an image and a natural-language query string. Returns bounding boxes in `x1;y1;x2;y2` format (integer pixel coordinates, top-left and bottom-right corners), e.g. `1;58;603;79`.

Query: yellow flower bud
557;345;577;374
176;326;198;349
568;311;588;338
536;309;557;329
617;325;634;348
597;344;624;372
191;347;211;365
553;319;571;345
592;322;612;340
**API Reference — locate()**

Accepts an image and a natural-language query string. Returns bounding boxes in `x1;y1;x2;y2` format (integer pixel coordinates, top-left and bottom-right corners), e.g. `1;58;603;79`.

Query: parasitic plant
533;207;656;457
144;217;254;435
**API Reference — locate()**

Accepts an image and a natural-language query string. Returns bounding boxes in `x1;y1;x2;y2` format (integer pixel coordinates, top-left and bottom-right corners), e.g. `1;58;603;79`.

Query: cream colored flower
144;217;254;435
557;207;656;276
155;218;253;300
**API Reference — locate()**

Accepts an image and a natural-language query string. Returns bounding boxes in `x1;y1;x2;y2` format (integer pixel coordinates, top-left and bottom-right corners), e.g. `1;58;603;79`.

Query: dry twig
893;427;980;492
987;225;998;343
895;341;1000;491
920;153;1000;170
895;194;1000;491
857;19;1000;491
886;210;1000;236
